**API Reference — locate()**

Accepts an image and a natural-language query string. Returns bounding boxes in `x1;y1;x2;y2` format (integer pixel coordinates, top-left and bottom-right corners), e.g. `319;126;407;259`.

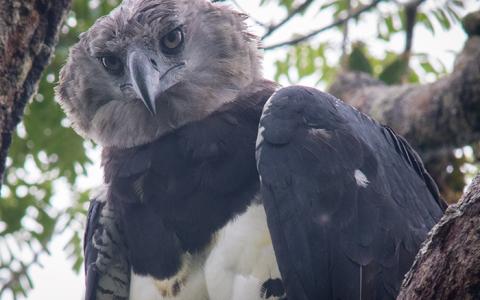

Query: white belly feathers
129;204;282;300
205;204;282;300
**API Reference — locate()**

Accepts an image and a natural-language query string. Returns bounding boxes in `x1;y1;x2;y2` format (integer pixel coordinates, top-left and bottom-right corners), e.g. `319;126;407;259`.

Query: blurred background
1;0;479;299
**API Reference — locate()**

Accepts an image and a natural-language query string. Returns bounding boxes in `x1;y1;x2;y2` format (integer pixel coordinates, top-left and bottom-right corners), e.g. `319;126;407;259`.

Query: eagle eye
160;28;184;54
100;55;123;75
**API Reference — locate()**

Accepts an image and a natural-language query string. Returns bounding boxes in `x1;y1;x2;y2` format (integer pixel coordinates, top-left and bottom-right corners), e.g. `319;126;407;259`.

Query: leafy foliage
347;43;373;75
0;0;120;298
270;0;468;86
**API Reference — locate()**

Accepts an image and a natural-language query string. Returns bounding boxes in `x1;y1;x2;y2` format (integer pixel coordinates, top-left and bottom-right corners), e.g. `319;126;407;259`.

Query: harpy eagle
56;0;446;299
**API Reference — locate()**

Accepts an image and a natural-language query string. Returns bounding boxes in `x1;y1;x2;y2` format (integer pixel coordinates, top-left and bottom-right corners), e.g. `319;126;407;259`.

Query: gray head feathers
57;0;262;147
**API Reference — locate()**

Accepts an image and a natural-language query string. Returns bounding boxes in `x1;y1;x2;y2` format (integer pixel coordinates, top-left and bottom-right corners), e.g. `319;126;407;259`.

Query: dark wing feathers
381;126;446;210
84;199;103;300
257;86;445;300
83;196;130;300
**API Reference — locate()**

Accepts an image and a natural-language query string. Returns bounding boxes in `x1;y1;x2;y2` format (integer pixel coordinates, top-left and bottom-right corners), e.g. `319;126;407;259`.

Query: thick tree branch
397;173;480;299
328;12;480;156
0;0;71;186
341;0;352;60
404;1;423;56
261;0;315;40
263;0;383;51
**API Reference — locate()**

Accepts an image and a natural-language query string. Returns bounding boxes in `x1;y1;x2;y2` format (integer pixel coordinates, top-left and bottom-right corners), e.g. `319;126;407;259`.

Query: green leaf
319;0;336;10
418;12;435;34
433;8;451;30
420;61;435;74
385;15;395;33
407;68;420;83
295;45;317;77
348;43;373;75
274;54;292;82
379;57;409;85
445;5;461;23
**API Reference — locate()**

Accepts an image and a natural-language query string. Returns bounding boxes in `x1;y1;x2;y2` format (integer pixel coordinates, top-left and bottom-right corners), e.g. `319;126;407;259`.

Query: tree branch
341;0;352;61
404;5;416;55
0;0;72;186
403;0;425;57
397;173;480;299
261;0;315;40
262;0;383;51
328;12;480;156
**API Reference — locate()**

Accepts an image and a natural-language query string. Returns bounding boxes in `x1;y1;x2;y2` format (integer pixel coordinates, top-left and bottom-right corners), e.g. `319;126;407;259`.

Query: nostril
120;83;133;91
150;59;158;70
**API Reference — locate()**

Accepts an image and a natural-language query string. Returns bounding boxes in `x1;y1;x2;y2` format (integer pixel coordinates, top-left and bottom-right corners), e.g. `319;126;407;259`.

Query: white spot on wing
354;169;369;188
314;213;331;225
308;128;330;139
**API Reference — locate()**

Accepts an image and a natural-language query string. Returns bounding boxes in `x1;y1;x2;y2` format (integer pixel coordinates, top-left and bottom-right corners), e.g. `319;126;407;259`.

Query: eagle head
57;0;261;147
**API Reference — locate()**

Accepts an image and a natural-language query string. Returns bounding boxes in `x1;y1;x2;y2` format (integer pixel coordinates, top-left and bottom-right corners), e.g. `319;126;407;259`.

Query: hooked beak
127;50;185;115
128;50;159;115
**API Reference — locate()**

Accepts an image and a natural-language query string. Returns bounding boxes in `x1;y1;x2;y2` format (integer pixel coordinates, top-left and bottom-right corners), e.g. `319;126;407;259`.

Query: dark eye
100;56;123;74
160;28;184;54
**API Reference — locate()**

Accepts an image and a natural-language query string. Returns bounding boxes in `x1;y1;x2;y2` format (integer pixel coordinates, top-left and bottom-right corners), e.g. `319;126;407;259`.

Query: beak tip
137;95;157;116
128;50;159;116
149;97;157;115
145;99;157;116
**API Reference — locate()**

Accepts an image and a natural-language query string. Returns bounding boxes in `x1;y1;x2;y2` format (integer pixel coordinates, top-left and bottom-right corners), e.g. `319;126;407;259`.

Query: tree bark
397;174;480;300
0;0;71;185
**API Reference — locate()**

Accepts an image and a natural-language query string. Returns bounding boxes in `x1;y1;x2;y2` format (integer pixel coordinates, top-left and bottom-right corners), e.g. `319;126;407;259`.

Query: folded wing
256;86;445;300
